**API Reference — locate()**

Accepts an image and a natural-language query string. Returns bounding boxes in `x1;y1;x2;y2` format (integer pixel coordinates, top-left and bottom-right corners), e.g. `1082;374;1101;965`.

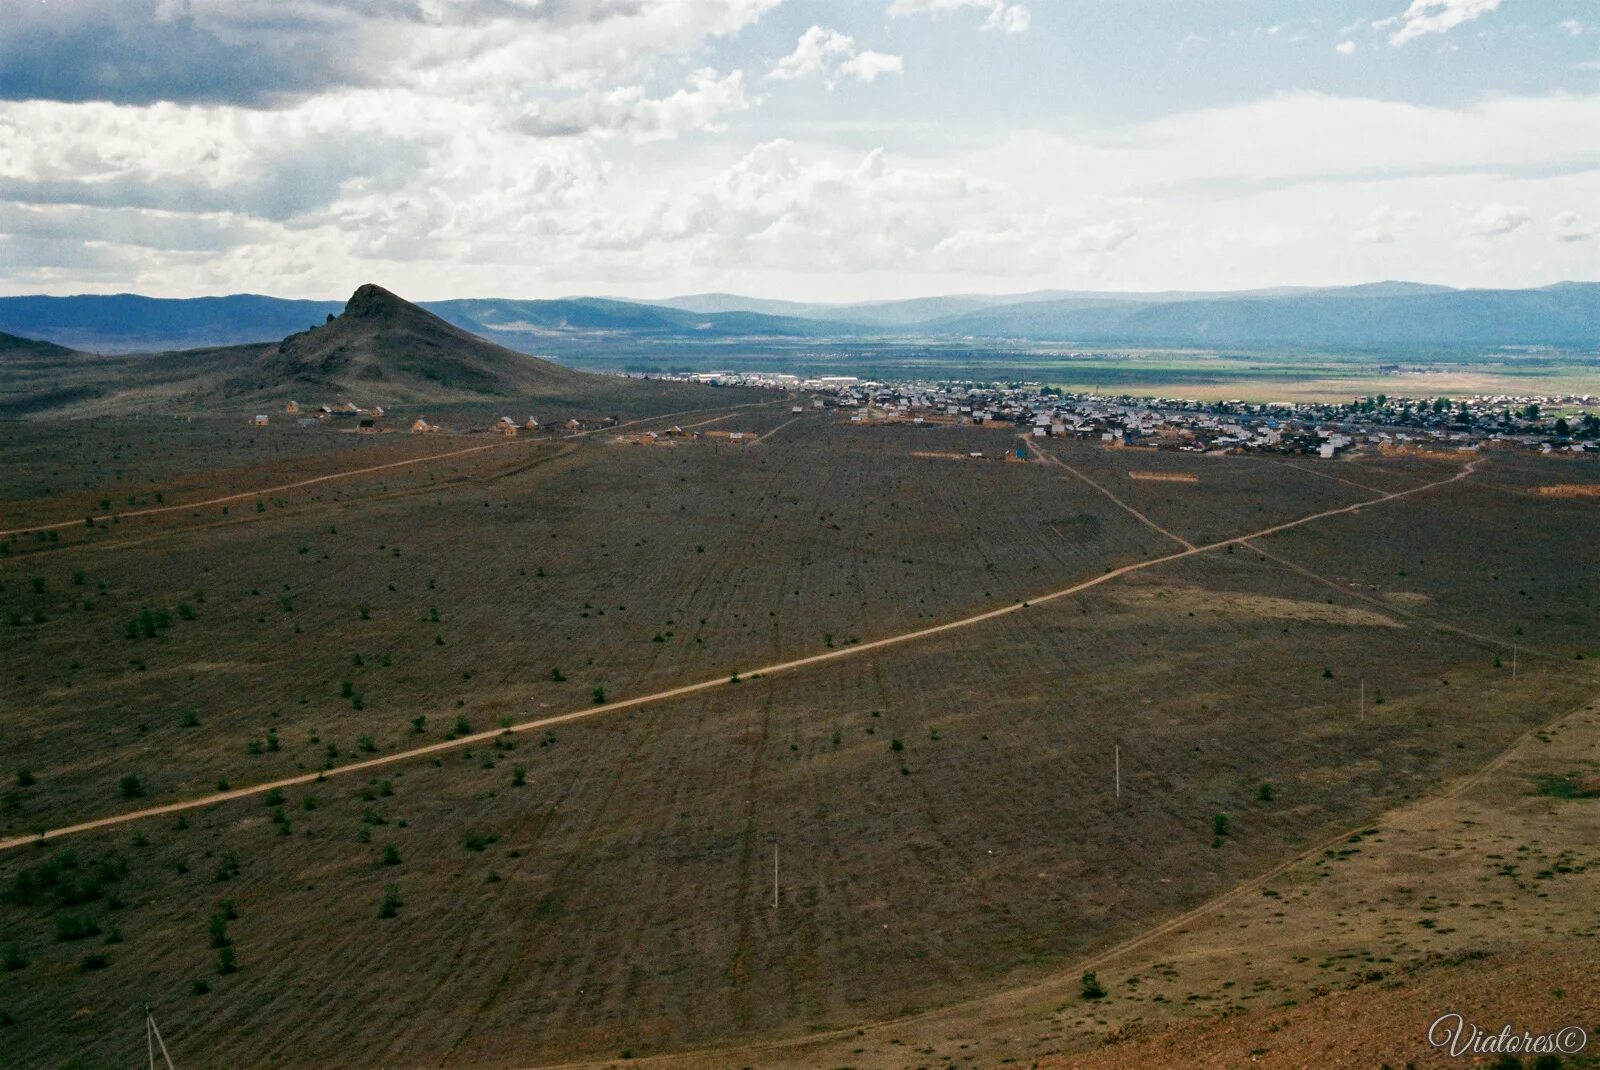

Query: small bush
1213;813;1230;837
1080;971;1106;1000
380;844;400;866
55;915;101;942
1257;783;1274;802
378;884;402;919
79;952;110;973
216;946;237;975
118;775;144;799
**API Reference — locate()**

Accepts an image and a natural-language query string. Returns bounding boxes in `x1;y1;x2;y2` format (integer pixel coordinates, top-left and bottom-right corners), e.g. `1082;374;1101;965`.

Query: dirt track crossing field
1;422;1595;1070
0;454;1480;851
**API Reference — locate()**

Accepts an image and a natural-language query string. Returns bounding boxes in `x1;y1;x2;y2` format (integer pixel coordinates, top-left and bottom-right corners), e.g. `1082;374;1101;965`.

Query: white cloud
886;0;1031;35
1352;205;1419;244
1559;19;1585;37
1551;210;1598;242
1384;0;1501;47
840;51;907;84
1464;202;1532;237
770;27;904;88
518;69;753;142
1336;40;1358;56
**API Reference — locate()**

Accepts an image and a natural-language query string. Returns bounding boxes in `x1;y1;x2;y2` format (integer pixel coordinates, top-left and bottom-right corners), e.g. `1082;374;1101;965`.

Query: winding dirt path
0;455;1482;854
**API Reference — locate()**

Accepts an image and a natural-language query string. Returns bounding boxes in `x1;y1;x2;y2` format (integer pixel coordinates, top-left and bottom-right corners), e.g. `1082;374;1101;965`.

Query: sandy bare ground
0;455;1481;855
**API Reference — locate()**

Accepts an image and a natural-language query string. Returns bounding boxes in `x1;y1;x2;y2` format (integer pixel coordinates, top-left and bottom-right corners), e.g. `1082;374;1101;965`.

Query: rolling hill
0;285;767;418
228;283;593;402
926;281;1600;348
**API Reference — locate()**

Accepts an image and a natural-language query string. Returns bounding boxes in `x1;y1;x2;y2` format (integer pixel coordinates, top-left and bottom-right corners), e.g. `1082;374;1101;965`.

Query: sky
0;0;1597;301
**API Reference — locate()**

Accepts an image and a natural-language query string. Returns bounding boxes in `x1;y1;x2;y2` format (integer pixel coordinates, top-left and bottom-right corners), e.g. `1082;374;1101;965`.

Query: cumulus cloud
1351;205;1418;244
0;0;782;105
886;0;1031;35
1550;210;1598;242
1559;19;1585;37
1382;0;1501;47
518;69;753;142
1464;202;1532;237
1335;40;1358;56
770;27;904;87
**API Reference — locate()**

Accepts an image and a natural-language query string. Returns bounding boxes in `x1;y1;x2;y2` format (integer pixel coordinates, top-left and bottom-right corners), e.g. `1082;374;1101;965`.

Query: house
524;417;539;430
251;414;269;427
284;400;300;415
565;418;581;431
358;418;376;433
411;418;439;434
493;417;518;436
370;406;385;419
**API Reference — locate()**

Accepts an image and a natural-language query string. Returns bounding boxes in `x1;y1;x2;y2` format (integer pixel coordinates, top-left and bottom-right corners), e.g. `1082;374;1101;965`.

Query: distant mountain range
1;281;1596;354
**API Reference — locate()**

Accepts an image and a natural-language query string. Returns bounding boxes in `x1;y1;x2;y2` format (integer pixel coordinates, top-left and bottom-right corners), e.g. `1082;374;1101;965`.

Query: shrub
79;953;110;972
592;686;606;704
212;853;240;882
549;667;565;682
262;788;285;807
380;844;400;866
1213;813;1230;837
378;885;403;919
55;915;101;942
118;775;144;799
1080;971;1106;1000
190;979;210;996
1257;783;1274;802
216;946;237;975
511;766;527;787
208;914;230;949
2;944;26;971
15;769;33;788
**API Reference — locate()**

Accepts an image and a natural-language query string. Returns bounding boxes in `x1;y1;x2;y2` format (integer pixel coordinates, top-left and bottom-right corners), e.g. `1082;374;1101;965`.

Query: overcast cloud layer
0;0;1596;299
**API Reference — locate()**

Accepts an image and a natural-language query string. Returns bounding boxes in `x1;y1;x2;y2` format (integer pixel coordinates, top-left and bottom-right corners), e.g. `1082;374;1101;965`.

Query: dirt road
0;455;1482;854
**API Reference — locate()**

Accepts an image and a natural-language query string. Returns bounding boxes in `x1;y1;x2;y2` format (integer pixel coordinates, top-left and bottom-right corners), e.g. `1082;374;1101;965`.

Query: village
647;370;1600;460
246;374;1600;463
